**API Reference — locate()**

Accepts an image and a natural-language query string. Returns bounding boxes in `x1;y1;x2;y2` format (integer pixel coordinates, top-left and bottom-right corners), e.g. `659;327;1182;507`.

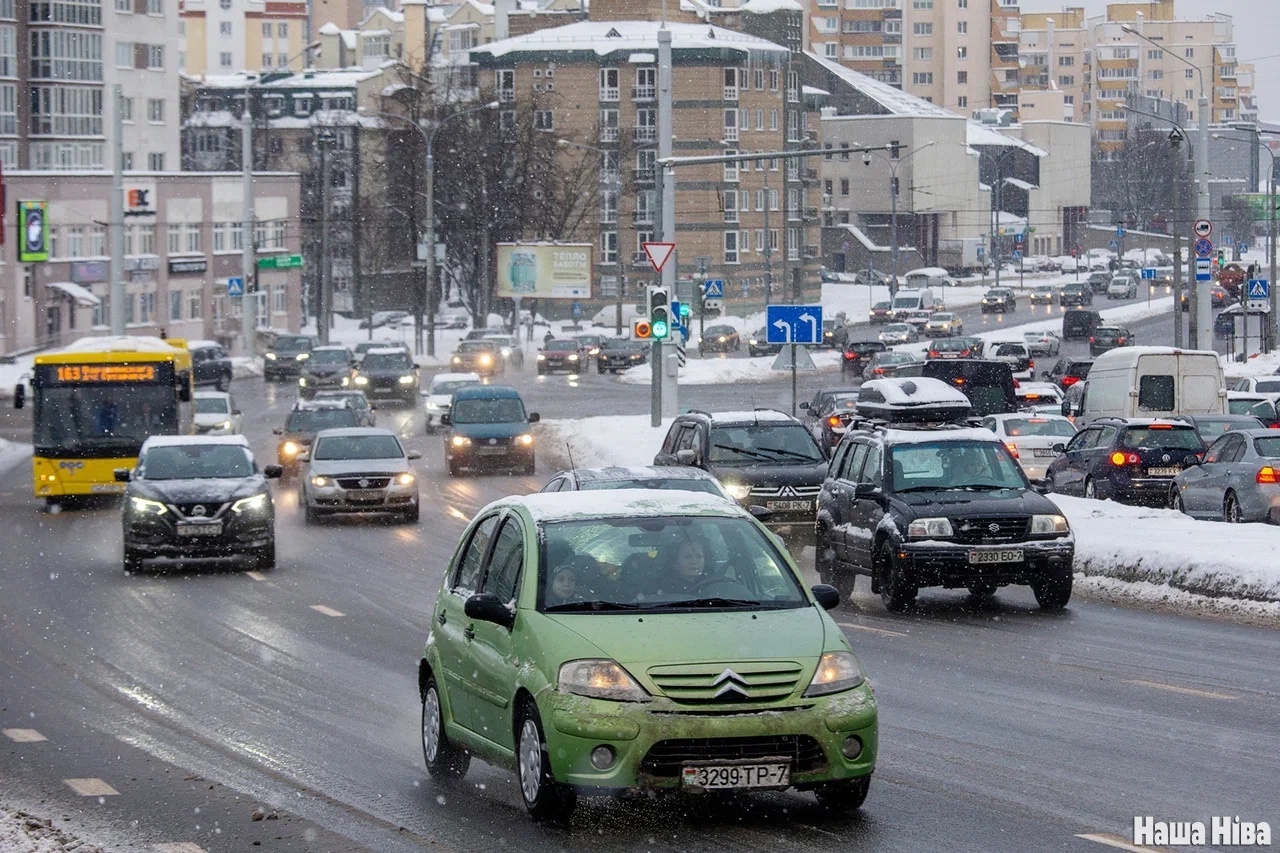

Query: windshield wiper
754;446;819;461
544;600;642;612
897;485;947;493
712;444;772;461
650;597;761;609
953;484;1014;491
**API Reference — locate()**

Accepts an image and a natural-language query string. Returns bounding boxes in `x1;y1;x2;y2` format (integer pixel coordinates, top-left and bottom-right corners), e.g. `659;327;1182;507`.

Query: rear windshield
994;344;1026;357
1254;380;1280;393
930;339;971;352
1138;375;1175;410
1095;327;1123;336
879;353;915;365
909;363;1015;415
1065;362;1092;377
1001;417;1077;438
1253;437;1280;457
1193;418;1262;441
285;409;358;432
1119;427;1204;450
1230;399;1276;417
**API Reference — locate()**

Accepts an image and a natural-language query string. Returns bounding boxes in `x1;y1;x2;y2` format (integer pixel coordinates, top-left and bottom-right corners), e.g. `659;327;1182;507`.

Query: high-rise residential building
0;0;179;169
179;0;307;76
806;0;999;115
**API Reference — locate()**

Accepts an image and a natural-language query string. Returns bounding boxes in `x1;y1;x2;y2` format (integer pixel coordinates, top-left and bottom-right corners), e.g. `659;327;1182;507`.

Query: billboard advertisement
496;242;592;299
18;201;48;263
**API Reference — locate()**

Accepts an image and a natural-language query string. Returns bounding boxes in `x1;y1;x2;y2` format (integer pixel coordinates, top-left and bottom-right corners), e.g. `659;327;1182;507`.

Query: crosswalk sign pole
791;344;798;417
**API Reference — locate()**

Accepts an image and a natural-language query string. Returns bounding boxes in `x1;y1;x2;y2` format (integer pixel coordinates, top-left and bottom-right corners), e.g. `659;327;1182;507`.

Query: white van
1070;346;1225;426
890;288;940;325
903;267;954;290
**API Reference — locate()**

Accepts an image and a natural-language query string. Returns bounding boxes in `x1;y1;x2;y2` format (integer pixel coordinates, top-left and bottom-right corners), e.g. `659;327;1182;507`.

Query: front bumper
361;378;419;399
599;356;646;370
897;537;1075;586
306;482;418;513
446;441;534;469
537;358;581;372
124;514;273;558
264;358;306;377
537;685;877;792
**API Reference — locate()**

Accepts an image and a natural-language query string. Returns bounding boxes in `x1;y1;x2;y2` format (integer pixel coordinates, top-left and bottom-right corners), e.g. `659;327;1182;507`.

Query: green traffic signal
678;303;690;318
652;319;669;339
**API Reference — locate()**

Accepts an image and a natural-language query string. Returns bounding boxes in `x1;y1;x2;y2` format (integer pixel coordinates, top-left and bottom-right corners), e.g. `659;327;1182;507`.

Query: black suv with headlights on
116;435;281;572
273;399;361;475
653;408;829;547
814;377;1075;612
298;345;355;399
264;334;318;381
352;346;420;405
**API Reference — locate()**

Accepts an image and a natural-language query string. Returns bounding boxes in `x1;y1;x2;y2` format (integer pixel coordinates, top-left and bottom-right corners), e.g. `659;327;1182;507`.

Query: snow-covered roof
141;434;251;449
472;21;791;61
966;122;1047;157
1093;346;1222;365
192;68;384;91
1003;176;1037;191
58;335;182;354
503;488;747;523
705;409;797;424
861;376;970;407
429;372;482;385
905;267;950;277
193;389;233;399
739;0;803;11
567;465;721;483
184;339;223;349
882;426;1002;445
46;281;100;307
318;22;341;35
806;52;956;119
802;85;829;96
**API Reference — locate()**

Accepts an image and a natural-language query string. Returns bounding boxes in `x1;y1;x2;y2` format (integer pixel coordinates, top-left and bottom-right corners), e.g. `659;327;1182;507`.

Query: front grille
952;516;1030;544
171;502;228;519
640;735;825;778
648;661;803;704
472;437;512;448
748;484;821;499
336;476;391;489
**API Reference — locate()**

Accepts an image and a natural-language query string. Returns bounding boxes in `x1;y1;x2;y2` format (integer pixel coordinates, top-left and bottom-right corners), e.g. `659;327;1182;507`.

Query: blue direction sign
1194;238;1213;258
1248;279;1269;301
766;305;823;344
1116;227;1126;238
703;278;724;298
1240;245;1250;254
226;276;244;297
1225;235;1235;246
1140;268;1157;280
1195;259;1213;282
1011;249;1023;261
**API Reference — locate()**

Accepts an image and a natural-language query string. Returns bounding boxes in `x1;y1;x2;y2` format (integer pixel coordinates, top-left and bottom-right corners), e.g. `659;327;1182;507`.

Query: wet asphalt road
0;290;1275;852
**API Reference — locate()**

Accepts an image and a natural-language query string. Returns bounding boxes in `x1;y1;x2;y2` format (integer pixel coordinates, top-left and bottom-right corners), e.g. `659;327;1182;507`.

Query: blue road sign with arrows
766;305;823;344
227;276;244;297
703;279;724;298
1141;268;1156;280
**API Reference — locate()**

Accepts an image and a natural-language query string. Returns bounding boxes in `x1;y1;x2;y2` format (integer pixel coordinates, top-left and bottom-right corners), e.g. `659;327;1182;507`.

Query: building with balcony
468;16;823;307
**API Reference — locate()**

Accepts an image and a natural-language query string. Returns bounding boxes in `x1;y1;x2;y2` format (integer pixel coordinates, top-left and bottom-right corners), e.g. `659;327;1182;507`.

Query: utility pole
240;85;256;356
317;128;334;345
109;85;125;336
656;22;676;422
1196;93;1211;350
763;166;773;305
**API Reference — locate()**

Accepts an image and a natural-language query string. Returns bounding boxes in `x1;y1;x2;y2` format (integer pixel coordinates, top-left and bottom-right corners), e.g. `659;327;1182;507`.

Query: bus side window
177;371;192;402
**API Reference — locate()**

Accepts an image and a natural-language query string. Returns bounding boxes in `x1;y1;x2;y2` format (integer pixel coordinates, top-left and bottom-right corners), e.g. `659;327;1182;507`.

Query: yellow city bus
16;336;194;506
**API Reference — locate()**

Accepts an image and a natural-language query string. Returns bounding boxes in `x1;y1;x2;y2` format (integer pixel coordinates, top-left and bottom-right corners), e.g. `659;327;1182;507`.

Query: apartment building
468;18;823;306
179;0;307;76
0;171;302;353
0;0;179;170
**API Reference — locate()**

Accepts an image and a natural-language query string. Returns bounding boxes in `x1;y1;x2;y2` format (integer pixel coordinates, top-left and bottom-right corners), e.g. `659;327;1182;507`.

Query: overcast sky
1021;0;1278;121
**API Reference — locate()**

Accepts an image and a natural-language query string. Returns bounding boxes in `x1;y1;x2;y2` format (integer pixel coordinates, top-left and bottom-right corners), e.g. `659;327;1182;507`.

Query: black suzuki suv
654;408;829;547
814;376;1075;612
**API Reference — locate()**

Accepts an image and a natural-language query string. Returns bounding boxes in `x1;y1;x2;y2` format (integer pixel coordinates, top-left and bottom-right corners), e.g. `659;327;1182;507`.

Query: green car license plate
682;762;790;790
968;549;1022;564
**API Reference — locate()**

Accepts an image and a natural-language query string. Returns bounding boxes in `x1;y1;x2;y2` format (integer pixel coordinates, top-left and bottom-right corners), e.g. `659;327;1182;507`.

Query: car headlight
500;348;511;357
568;354;578;361
396;472;415;486
557;659;650;702
749;339;758;345
451;435;471;447
129;496;167;516
479;354;492;365
341;376;351;386
425;400;440;411
282;441;299;456
452;356;462;364
717;336;726;343
516;433;534;446
398;375;415;385
265;352;278;360
296;353;309;361
537;354;546;361
1031;514;1069;534
803;651;866;697
724;482;751;501
311;475;332;488
354;375;369;385
906;517;954;538
231;493;269;514
216;420;231;430
298;377;308;386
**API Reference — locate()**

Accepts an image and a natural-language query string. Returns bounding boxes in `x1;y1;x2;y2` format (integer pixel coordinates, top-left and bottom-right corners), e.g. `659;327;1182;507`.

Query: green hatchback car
418;491;878;821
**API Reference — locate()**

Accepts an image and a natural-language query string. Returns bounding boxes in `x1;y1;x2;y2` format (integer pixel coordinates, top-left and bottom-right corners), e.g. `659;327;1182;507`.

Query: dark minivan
1062;309;1101;340
894;359;1018;416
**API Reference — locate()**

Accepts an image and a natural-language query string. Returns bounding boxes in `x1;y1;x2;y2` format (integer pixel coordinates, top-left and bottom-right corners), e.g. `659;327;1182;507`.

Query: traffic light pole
655;24;676;426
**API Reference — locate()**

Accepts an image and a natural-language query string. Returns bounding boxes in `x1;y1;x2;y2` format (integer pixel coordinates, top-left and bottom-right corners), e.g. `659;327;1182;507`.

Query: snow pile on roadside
0;355;35;400
0;438;33;474
615;347;843;385
0;808;103;853
232;356;262;379
1052;494;1280;602
539;414;671;469
1222;350;1280;380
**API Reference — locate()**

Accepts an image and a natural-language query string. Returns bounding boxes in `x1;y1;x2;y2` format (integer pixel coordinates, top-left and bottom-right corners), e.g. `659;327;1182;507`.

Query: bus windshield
34;384;178;452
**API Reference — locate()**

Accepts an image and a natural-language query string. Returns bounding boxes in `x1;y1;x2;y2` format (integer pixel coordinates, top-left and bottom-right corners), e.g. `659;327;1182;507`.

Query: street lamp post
363;101;500;358
555;137;624;335
1215;130;1277;352
974;147;1019;292
862;141;934;298
1123;24;1211;349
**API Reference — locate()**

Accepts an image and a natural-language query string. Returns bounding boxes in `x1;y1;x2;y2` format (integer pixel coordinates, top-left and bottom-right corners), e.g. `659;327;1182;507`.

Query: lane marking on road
64;778;119;796
310;604;345;617
244;571;266;582
1077;832;1174;852
837;621;909;638
154;843;207;853
446;505;469;521
1124;679;1237;701
3;728;47;742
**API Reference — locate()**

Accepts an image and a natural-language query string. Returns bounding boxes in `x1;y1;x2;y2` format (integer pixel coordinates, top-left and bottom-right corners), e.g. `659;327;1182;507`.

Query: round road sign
1193;219;1213;238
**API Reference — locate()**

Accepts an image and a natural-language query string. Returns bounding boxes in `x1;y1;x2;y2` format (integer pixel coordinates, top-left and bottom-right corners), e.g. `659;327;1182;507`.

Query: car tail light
1028;360;1035;369
1089;337;1096;343
1148;424;1172;430
1062;376;1080;386
843;351;856;359
928;350;939;358
1258;466;1280;484
827;415;842;427
1110;451;1141;466
1012;378;1020;388
960;349;971;356
1117;337;1126;344
873;367;885;375
1005;442;1019;458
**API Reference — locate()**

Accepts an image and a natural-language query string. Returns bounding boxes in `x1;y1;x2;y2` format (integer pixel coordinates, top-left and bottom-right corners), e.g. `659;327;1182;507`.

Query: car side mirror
232;409;242;416
1041;372;1051;380
113;468;131;483
263;464;283;479
272;427;283;435
675;448;699;465
799;402;810;410
810;584;842;611
527;412;540;423
464;592;515;630
407;450;423;460
297;451;310;463
1051;443;1066;454
1184;457;1201;466
440;413;451;426
747;505;774;522
13;384;24;409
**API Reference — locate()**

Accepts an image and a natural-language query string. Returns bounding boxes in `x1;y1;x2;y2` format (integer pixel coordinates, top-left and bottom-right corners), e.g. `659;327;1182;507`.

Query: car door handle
437;611;447;626
463;626;475;641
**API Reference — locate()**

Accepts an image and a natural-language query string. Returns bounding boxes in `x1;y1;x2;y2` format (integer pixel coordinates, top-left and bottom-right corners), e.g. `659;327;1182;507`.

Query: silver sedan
878;323;919;345
1170;428;1280;523
302;428;422;524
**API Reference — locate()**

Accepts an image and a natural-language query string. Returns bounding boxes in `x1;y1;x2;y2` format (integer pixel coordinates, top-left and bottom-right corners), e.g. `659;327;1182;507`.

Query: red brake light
1258;466;1280;484
1089;337;1096;343
960;349;971;356
873;367;885;374
1062;376;1080;386
1117;337;1126;344
1005;442;1019;459
1149;424;1172;430
844;351;856;359
1110;451;1141;466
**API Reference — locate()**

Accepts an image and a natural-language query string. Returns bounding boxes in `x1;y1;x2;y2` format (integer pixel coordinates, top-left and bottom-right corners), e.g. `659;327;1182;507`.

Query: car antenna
565;442;577;470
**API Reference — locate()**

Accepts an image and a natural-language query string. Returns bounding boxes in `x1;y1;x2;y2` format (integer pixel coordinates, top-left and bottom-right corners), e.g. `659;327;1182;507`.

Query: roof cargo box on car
855;377;973;423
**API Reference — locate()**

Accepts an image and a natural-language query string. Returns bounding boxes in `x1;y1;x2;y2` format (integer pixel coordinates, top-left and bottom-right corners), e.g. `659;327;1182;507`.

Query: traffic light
676;301;691;320
1218;249;1226;267
648;285;670;340
632;318;653;339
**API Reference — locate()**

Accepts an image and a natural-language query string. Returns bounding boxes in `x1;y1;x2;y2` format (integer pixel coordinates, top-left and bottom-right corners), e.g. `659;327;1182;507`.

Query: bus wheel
44;497;62;512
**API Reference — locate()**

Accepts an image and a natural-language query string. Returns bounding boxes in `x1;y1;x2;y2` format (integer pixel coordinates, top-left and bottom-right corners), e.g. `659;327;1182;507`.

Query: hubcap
422;688;441;764
519;719;542;804
1085;480;1096;498
1227;499;1239;522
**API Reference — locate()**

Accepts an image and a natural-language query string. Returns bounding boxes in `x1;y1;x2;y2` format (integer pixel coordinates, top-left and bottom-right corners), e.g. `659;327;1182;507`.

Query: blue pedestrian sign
1011;249;1023;261
1194;238;1213;258
1116;227;1126;238
703;278;724;299
1108;240;1119;250
1140;268;1156;280
227;276;244;297
571;300;582;319
1248;279;1269;300
766;305;823;344
1240;245;1250;254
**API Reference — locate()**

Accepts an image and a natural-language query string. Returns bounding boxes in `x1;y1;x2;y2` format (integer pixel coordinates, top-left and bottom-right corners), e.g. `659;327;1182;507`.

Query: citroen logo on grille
191;505;207;517
711;668;750;700
988;523;1001;533
358;478;370;488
